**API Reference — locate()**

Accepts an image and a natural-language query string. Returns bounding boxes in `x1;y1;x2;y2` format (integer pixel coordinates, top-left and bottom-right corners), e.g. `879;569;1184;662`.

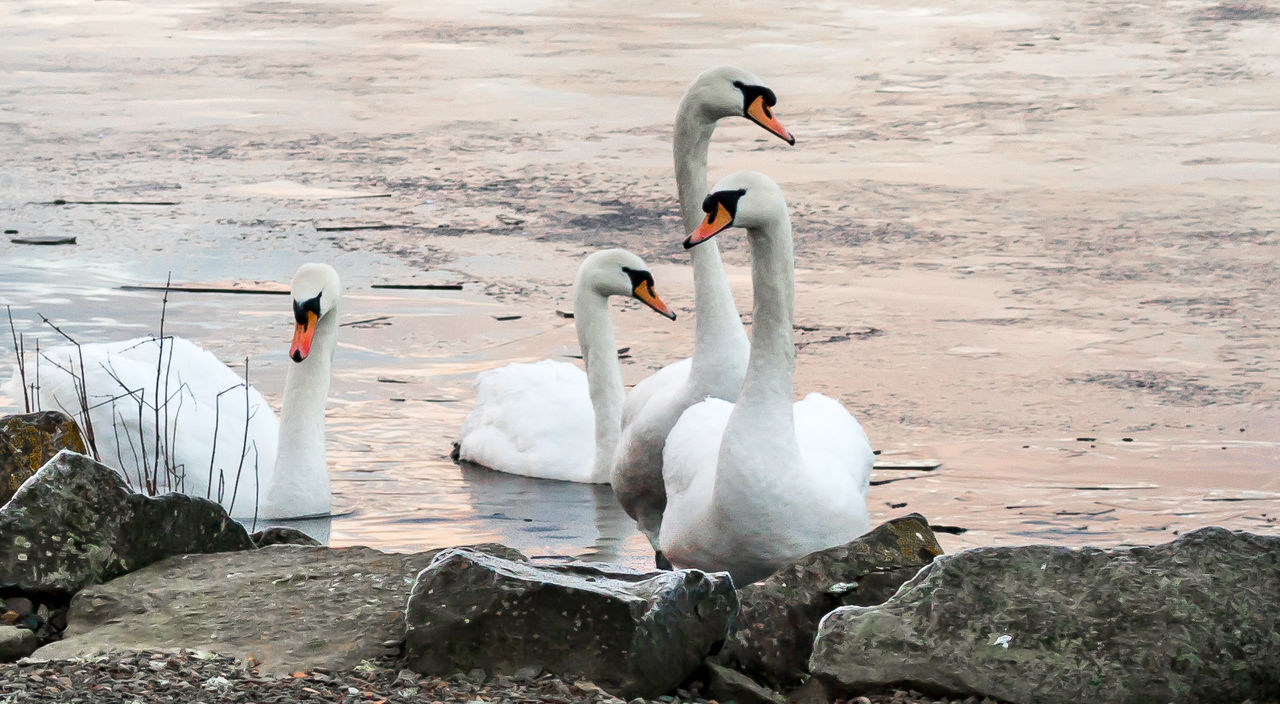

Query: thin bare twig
225;358;253;517
38;314;99;459
6;306;29;413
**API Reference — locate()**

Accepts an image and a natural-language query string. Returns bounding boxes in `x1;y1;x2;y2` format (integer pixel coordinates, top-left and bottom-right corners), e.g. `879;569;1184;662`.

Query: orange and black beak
685;188;746;249
290;310;318;362
633;278;676;320
684;201;734;248
746;94;794;145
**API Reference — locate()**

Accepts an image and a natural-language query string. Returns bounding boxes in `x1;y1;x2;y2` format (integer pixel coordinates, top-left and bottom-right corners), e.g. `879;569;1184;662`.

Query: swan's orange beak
683;202;734;249
290;310;318;362
747;95;794;145
633;279;676;320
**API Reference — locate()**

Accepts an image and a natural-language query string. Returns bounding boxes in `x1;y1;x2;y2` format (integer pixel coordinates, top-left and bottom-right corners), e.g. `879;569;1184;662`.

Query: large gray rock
33;543;524;673
405;547;738;698
0;411;86;505
716;514;942;688
810;527;1280;704
0;450;254;595
0;625;40;662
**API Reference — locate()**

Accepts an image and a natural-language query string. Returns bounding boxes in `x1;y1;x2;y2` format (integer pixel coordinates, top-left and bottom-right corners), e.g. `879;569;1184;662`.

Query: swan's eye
620;266;654;291
293;294;322;325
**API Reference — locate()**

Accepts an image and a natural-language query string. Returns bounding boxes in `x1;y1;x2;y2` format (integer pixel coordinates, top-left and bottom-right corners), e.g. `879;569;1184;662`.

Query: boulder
404;547;738;698
704;662;786;704
0;411;86;505
716;514;942;687
0;449;254;596
0;625;40;662
33;543;523;673
810;527;1280;704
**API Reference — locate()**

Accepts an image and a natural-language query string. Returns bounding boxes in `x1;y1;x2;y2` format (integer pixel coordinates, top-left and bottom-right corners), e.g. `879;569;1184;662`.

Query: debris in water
872;459;942;471
371;283;464;291
48;198;178;206
11;236;76;245
314;223;402;232
340;316;392;328
120;284;289;295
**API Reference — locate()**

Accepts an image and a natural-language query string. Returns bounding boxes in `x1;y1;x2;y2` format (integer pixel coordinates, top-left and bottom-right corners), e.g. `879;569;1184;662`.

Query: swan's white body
658;172;873;586
458;359;598;482
456;249;674;484
613;67;793;548
4;263;341;519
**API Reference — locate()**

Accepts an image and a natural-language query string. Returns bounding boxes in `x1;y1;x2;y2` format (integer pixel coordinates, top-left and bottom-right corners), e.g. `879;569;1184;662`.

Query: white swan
658;171;874;586
612;66;796;554
4;263;341;519
455;249;676;484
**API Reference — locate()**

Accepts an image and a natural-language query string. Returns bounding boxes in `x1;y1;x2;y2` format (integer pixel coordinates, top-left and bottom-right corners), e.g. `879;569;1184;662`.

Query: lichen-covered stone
405;548;738;698
0;449;254;595
250;526;322;548
715;513;942;687
34;543;522;673
810;527;1280;704
0;411;86;505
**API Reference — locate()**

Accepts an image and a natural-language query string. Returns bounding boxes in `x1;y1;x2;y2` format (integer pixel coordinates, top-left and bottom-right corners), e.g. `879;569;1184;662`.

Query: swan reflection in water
452;460;648;567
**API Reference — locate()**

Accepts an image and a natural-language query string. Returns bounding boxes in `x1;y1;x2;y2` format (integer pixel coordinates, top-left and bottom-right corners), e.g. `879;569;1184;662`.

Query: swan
657;171;874;586
612;66;796;555
4;263;341;519
455;249;676;484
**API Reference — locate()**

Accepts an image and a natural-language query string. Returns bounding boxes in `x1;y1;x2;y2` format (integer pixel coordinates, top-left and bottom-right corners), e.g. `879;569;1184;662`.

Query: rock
0;450;254;596
404;548;738;698
4;597;33;617
250;526;322;547
810;527;1280;704
0;411;86;505
716;514;942;687
0;625;40;662
32;543;522;674
703;662;785;704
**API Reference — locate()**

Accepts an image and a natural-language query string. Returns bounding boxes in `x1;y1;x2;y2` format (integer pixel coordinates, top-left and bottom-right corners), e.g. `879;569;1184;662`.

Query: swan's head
289;263;342;363
683;170;787;249
575;249;677;320
687;66;794;145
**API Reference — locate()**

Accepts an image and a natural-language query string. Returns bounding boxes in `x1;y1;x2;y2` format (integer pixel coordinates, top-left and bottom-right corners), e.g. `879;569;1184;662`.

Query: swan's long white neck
714;211;799;502
265;309;337;517
674;97;749;390
735;215;797;414
574;285;625;483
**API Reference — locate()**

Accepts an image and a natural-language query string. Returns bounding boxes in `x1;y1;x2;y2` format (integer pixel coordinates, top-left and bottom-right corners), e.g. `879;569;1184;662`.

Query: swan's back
13;336;278;514
456;359;600;483
658;392;873;585
620;357;690;427
795;392;874;498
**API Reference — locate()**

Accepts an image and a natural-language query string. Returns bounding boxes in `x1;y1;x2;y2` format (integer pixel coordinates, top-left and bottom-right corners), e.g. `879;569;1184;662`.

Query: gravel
0;650;988;704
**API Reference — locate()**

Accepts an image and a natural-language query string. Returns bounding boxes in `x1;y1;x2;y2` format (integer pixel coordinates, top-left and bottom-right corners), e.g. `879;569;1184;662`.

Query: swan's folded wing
794;392;874;496
20;337;280;500
661;396;730;498
456;359;598;483
621;357;691;428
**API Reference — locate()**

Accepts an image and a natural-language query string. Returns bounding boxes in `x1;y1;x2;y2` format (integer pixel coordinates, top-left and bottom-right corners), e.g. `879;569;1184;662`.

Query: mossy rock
715;513;944;688
0;411;87;504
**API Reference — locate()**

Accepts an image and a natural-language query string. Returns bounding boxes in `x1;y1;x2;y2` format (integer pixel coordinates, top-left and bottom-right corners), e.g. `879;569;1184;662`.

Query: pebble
0;649;986;704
